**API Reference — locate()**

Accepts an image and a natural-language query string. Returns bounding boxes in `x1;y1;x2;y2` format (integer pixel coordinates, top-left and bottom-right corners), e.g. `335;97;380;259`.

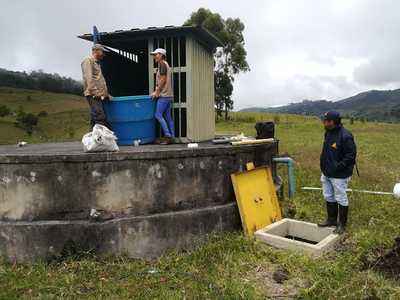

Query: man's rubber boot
334;205;348;234
318;202;338;227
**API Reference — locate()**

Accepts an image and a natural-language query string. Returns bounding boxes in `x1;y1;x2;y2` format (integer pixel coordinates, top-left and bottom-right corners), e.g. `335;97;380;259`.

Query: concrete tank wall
0;142;278;262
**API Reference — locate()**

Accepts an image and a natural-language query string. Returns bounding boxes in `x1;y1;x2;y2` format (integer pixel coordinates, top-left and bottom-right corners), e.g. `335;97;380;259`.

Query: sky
1;0;400;109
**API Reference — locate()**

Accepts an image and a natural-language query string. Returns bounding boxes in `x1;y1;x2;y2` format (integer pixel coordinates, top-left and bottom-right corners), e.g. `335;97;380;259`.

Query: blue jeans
155;97;174;138
321;174;350;206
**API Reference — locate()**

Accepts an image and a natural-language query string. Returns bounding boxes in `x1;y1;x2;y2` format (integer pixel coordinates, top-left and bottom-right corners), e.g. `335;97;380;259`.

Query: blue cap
321;111;341;121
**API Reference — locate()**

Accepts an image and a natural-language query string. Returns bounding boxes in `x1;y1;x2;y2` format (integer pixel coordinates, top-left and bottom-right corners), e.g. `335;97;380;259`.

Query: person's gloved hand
151;91;160;99
101;95;113;101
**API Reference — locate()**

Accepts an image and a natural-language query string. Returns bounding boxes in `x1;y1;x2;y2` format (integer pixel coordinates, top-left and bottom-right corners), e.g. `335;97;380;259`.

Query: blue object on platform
104;95;156;145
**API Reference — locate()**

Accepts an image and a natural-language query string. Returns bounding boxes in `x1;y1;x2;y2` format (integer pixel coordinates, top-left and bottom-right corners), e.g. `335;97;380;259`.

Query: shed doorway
101;39;149;97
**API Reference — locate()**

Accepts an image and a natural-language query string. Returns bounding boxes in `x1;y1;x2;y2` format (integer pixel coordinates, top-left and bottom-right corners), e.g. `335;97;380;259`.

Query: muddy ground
372;237;400;280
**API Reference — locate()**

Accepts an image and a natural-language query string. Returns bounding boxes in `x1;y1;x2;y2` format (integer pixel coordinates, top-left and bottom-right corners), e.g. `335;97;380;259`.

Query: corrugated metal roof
78;25;223;51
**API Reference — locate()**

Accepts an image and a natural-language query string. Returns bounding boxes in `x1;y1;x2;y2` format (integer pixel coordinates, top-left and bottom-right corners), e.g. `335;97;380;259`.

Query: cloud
1;0;400;109
353;53;400;87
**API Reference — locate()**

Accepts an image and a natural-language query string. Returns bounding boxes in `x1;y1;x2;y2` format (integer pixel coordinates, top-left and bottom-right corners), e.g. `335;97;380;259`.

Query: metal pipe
302;187;394;196
273;157;296;198
93;25;99;44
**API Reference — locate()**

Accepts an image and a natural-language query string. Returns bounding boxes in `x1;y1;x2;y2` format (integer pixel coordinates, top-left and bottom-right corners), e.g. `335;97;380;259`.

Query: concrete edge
254;218;340;258
0;143;276;164
0;203;238;226
0;202;241;262
255;232;320;250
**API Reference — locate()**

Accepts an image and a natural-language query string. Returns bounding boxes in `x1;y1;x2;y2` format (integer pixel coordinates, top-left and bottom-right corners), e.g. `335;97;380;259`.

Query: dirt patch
246;263;304;299
371;237;400;280
272;266;289;284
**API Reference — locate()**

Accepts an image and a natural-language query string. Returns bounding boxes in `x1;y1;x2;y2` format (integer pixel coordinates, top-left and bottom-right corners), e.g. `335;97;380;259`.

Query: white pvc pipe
302;186;396;196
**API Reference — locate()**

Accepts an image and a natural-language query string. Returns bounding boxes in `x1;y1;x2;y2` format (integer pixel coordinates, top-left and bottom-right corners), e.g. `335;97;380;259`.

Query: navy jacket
320;125;357;179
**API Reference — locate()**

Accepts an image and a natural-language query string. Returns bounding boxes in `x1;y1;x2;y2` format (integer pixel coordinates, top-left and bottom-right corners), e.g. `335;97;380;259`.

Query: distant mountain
241;89;400;122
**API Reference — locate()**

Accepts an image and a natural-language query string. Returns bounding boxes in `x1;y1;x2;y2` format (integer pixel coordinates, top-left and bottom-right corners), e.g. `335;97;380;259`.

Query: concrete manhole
255;218;339;257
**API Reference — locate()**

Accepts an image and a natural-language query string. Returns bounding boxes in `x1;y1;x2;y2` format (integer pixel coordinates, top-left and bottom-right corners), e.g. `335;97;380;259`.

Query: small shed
78;26;223;142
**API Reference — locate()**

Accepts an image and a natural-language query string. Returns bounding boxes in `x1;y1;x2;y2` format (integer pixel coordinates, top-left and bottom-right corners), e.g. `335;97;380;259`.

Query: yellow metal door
231;166;282;237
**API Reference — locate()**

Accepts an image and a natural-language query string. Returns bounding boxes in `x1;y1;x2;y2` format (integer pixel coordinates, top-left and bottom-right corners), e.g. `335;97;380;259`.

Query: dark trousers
86;96;111;130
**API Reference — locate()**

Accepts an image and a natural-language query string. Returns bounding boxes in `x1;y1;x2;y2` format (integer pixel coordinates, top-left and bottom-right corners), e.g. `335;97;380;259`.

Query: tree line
185;8;249;120
0;68;82;95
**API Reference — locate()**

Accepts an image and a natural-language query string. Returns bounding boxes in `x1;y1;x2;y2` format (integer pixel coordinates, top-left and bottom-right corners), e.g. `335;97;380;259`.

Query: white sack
82;124;119;152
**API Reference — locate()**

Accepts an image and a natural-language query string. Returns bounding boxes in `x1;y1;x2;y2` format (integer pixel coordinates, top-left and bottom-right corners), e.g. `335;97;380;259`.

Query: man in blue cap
318;111;357;234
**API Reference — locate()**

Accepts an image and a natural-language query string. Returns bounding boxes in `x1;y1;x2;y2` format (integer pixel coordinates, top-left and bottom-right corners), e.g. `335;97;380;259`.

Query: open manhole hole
255;218;340;257
284;235;319;245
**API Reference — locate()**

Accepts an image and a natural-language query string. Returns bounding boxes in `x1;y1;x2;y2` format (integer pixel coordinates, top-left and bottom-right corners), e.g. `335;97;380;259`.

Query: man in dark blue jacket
318;111;357;234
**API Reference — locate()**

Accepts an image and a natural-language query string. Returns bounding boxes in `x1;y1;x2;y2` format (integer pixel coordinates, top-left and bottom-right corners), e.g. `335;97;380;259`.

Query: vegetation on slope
0;87;88;144
0;68;82;95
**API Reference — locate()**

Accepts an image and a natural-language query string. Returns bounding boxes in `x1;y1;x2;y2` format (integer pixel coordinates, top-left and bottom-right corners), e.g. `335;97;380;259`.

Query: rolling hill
0;87;89;144
241;89;400;122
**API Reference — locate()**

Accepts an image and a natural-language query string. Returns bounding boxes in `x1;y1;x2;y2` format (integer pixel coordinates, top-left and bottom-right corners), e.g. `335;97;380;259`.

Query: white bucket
393;183;400;199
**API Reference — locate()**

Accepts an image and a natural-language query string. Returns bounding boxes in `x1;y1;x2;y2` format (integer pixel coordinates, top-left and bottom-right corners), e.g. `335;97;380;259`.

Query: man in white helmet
151;48;174;145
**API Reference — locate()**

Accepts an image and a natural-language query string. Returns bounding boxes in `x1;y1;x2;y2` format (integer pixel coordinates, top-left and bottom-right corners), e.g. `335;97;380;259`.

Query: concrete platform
255;218;339;257
0;141;278;262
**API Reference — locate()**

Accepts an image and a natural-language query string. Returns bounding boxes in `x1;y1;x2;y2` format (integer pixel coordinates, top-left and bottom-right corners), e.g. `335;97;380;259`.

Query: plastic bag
82;124;119;152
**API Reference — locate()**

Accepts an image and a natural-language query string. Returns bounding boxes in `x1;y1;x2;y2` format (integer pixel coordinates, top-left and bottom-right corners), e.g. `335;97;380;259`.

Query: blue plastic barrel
104;95;156;145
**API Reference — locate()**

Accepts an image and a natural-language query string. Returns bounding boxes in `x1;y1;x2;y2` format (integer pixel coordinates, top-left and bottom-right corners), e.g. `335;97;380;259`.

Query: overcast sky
1;0;400;109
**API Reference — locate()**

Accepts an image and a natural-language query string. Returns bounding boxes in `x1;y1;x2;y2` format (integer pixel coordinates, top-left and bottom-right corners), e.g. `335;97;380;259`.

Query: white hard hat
151;48;167;56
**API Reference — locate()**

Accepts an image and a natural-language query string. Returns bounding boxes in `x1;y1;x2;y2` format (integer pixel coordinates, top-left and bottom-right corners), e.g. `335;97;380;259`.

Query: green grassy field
0;87;89;144
0;90;400;299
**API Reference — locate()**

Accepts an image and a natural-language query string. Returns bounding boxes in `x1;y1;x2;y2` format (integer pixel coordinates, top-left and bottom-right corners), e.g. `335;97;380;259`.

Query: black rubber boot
334;205;348;234
318;202;338;227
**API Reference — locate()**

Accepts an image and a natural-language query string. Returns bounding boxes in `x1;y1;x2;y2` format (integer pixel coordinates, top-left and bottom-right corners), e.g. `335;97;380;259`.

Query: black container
255;121;275;139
